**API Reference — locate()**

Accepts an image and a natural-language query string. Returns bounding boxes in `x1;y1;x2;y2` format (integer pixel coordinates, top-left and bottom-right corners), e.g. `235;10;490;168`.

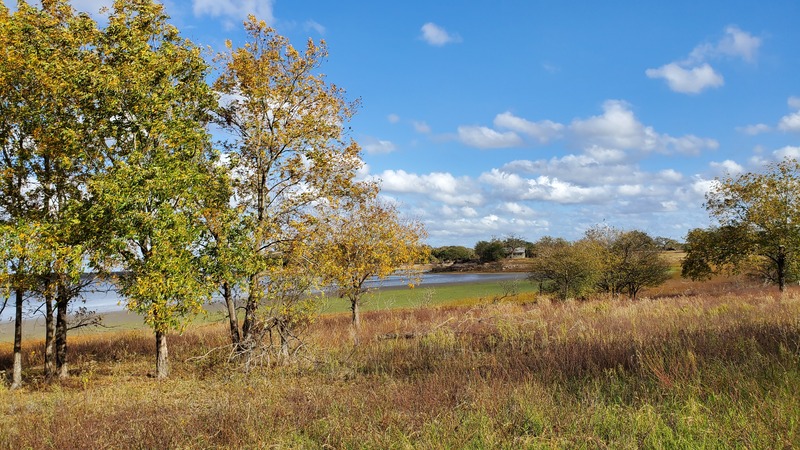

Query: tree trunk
223;282;240;345
56;283;69;378
241;275;259;346
44;290;56;380
11;289;24;389
275;321;291;361
155;330;169;379
777;245;786;292
351;297;361;346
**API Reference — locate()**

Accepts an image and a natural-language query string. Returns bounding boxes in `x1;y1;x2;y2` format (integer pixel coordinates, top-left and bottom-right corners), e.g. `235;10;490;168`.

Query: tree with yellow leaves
212;16;365;351
0;0;101;382
317;193;428;343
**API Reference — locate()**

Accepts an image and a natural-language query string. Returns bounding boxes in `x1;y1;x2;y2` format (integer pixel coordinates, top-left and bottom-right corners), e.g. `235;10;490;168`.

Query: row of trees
431;229;673;300
432;235;682;265
465;159;800;299
0;1;426;385
528;228;672;300
431;236;532;264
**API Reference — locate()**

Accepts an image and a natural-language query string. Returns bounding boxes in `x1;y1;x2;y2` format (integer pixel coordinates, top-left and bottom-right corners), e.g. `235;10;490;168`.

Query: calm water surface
0;272;528;321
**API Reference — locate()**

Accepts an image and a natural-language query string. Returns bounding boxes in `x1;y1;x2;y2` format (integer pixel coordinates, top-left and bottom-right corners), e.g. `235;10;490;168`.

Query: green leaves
529;237;603;300
530;228;671;300
0;0;100;301
687;158;800;290
89;0;217;339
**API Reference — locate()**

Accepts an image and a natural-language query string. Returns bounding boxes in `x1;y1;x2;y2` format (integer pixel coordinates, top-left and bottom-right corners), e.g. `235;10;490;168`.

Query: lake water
0;272;528;321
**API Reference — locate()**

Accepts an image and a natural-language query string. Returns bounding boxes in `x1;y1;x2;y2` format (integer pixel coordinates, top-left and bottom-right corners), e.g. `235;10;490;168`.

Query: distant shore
0;272;531;343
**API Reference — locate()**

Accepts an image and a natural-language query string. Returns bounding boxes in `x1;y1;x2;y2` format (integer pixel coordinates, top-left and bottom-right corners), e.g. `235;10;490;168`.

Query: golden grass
1;277;799;448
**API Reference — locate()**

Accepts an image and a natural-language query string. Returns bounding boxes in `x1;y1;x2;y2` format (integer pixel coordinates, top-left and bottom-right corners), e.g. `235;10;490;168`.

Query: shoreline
0;273;531;343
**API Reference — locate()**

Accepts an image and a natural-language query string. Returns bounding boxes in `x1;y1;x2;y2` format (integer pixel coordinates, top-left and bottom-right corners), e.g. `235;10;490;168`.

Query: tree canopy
1;1;429;382
474;239;507;263
211;16;366;353
317;194;428;340
683;158;800;291
528;228;672;301
431;246;476;263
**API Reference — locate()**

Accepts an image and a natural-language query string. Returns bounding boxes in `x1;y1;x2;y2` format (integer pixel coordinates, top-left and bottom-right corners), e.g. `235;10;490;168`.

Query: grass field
1;274;799;448
0;277;536;343
320;277;536;313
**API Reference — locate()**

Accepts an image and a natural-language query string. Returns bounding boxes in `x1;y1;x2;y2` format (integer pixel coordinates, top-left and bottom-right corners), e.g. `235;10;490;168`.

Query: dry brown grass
1;277;799;448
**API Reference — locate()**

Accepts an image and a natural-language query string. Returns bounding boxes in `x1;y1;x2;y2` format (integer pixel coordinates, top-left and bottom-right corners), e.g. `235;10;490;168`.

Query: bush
475;240;506;263
431;246;476;263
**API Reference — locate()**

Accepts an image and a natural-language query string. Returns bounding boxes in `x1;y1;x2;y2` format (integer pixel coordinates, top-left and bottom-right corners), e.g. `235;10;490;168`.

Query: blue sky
9;0;800;247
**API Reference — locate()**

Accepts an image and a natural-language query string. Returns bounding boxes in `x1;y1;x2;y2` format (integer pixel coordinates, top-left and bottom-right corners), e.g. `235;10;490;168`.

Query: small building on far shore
510;247;526;259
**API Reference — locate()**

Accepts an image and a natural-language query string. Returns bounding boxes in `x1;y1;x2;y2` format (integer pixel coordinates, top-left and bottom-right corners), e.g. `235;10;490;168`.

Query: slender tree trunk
351;297;361;346
241;274;259;346
223;282;240;345
155;330;169;379
777;245;786;293
44;290;56;380
11;289;24;389
56;284;69;378
278;321;290;360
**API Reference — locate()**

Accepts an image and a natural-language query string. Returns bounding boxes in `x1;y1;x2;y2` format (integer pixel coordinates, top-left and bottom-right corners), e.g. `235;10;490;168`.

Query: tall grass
1;280;799;448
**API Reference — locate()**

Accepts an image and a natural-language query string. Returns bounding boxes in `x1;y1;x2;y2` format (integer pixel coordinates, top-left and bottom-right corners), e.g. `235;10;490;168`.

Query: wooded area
0;0;426;385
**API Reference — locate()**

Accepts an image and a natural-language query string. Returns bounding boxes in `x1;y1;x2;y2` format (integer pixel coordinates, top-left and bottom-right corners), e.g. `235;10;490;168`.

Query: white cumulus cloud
710;159;744;176
570;100;717;154
499;202;535;216
571;100;657;149
778;111;800;133
454;100;716;155
493;112;564;143
374;169;483;206
646;25;760;94
193;0;275;25
362;137;397;155
457;126;523;149
690;25;762;63
737;123;771;135
645;63;724;94
773;146;800;160
479;169;609;204
420;22;462;46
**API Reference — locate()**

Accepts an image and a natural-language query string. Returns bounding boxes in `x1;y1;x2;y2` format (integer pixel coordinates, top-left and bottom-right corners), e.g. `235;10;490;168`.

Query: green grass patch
318;279;539;314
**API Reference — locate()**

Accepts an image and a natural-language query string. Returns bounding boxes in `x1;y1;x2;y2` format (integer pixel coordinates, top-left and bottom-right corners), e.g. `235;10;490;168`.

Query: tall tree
89;0;217;378
681;225;754;281
431;246;476;263
0;0;100;380
212;16;364;350
685;158;800;291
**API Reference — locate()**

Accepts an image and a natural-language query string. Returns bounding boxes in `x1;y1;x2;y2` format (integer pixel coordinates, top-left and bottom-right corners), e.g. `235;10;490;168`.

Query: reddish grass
0;277;799;448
